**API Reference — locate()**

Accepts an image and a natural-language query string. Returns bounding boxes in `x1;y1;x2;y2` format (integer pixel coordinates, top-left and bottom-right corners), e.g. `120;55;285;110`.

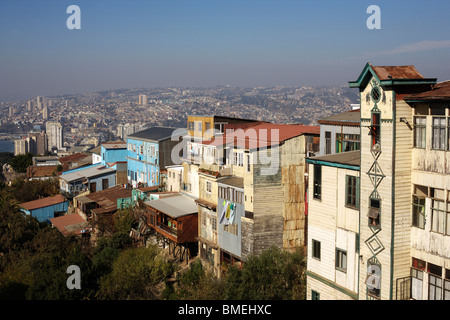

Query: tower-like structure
349;63;436;300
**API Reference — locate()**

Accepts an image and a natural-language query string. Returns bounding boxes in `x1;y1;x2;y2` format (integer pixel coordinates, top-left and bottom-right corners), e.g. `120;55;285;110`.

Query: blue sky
1;0;450;99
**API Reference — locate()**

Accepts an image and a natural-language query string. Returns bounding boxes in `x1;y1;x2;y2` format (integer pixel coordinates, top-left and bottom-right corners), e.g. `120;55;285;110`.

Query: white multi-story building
46;121;63;152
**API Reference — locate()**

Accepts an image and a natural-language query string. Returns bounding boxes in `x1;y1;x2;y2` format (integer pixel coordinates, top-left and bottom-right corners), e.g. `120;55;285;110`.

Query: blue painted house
20;194;69;223
126;126;186;188
100;141;127;166
59;163;116;198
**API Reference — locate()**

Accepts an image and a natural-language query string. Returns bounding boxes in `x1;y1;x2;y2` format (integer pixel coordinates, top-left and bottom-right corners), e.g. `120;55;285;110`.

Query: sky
1;0;450;100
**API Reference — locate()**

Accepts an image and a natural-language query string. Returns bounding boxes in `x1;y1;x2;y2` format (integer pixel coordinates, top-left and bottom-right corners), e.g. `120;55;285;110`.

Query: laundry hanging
219;200;228;224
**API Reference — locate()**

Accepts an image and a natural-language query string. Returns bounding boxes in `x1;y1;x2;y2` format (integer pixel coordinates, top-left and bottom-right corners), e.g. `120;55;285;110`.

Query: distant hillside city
0;85;359;155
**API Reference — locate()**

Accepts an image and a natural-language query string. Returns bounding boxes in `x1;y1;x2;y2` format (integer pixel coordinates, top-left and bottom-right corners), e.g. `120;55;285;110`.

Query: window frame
345;175;359;209
431;116;446;150
313;164;322;200
335;249;347;272
413;116;426;149
312;239;321;260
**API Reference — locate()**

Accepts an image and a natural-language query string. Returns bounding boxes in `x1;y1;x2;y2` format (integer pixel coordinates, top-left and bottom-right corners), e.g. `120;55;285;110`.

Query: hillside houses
11;63;450;301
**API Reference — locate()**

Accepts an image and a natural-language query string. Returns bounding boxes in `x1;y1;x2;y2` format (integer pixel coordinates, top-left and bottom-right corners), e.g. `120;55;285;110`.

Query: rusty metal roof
371;65;424;80
405;80;450;101
20;194;67;211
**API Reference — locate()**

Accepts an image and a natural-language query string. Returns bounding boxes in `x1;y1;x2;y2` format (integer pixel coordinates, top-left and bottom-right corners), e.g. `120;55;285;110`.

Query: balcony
198;163;232;178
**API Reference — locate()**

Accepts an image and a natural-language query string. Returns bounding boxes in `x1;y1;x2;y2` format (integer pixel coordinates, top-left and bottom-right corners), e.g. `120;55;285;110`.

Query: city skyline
1;1;450;100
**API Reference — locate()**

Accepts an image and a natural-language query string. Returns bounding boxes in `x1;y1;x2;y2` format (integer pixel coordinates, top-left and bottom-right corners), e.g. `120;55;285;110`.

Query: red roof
371;65;424;80
20;194;67;211
207;123;319;149
50;213;89;236
26;165;61;179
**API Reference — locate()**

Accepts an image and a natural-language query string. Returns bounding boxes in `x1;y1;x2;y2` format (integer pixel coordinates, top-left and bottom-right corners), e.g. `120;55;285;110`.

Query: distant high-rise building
27;100;34;112
9;107;15;117
46;121;63;151
65;100;74;108
138;94;148;105
37;96;44;110
14;139;28;156
42;107;48;120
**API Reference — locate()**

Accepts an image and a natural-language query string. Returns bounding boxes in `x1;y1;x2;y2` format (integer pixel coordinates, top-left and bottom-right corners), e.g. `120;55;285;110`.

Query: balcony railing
156;222;178;237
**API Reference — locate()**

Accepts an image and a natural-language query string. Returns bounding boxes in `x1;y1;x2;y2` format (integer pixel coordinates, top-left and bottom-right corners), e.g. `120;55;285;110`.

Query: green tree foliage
10;177;60;203
223;246;306;300
172;260;224;300
9;153;33;173
96;245;175;300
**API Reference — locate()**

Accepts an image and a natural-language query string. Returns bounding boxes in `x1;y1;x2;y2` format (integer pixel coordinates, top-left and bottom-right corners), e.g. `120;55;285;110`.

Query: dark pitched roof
308;150;360;167
405;80;450;101
127;126;186;142
318;110;360;126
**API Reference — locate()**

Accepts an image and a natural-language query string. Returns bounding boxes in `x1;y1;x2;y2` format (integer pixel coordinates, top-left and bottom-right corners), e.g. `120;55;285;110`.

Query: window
414;117;426;148
313;165;321;200
246;154;251;173
233;151;244;167
188;122;194;130
325;131;331;154
431;199;446;234
102;178;109;190
448;118;450;151
224;223;238;235
211;215;217;232
311;290;320;300
336;249;347;272
337;133;361;153
432;117;446;150
312;239;321;260
345;175;359;208
206;181;212;193
197;121;202;131
371;111;381;149
412;196;425;229
368;198;381;228
411;268;424;300
429;274;443;300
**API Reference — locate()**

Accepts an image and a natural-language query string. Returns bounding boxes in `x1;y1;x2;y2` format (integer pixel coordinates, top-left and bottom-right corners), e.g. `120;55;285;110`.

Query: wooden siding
392;99;413;293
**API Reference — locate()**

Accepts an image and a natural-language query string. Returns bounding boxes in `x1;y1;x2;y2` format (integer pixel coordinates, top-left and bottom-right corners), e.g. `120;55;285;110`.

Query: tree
172;260;224;300
96;245;175;300
223;246;306;300
9;153;33;173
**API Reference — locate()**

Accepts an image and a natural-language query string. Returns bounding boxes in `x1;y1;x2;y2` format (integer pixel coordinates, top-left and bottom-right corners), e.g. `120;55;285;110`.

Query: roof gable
349;63;436;89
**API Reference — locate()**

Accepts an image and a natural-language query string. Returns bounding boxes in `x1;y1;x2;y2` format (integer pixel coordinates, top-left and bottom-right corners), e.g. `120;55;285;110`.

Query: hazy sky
1;0;450;100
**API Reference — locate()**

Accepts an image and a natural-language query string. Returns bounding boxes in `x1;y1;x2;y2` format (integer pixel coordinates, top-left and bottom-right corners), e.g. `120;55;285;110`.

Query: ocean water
0;140;14;153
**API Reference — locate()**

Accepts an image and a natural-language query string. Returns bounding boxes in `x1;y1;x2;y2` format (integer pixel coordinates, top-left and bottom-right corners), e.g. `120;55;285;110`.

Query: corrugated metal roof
207;123;319;150
371;65;424;80
127;126;186;142
20;194;67;211
218;176;244;189
318;110;360;125
50;213;88;236
308;150;360;167
145;193;198;218
405;80;450;101
60;164;115;182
